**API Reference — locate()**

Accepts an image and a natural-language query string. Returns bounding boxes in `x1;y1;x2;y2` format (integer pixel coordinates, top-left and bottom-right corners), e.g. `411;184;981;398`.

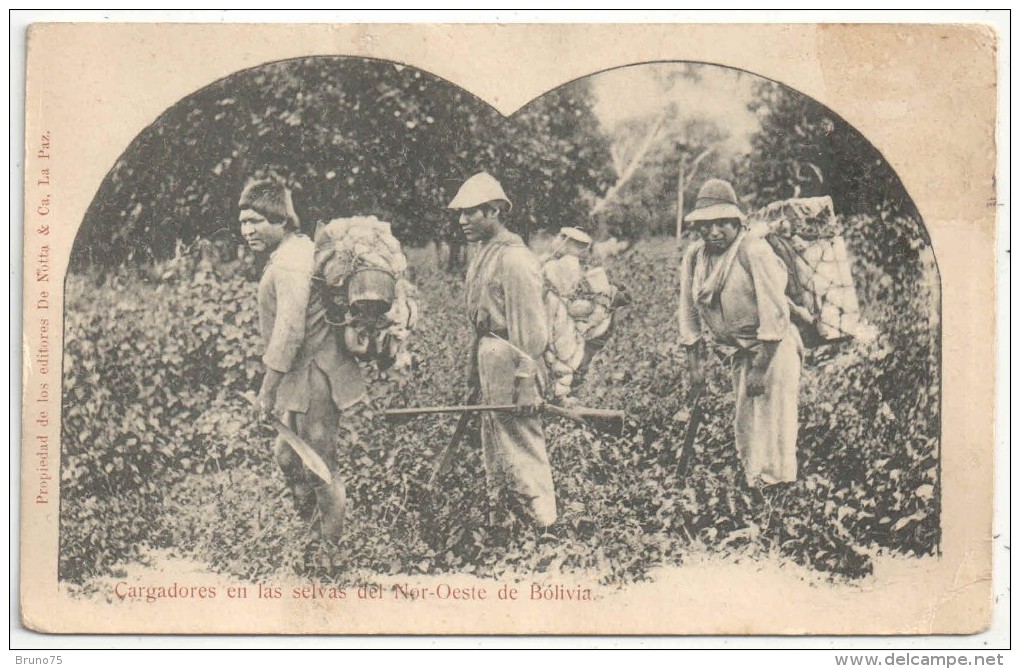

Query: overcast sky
590;62;762;157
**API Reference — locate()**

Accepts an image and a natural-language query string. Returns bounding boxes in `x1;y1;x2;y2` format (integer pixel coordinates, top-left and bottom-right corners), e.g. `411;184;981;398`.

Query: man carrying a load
447;172;558;529
540;226;629;403
239;178;363;541
678;178;802;488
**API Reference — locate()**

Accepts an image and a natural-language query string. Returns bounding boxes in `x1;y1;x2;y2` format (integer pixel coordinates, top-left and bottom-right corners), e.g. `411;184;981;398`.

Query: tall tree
734;79;931;290
71;58;613;270
595;111;732;240
735;80;920;220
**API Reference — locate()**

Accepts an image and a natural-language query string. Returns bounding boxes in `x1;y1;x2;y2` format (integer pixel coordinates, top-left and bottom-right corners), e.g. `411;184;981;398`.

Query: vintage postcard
19;21;999;636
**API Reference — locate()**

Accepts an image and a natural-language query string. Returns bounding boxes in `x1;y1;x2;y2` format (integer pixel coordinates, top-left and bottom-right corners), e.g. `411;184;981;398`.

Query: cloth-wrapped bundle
752;195;843;240
313;216;418;371
749;196;868;345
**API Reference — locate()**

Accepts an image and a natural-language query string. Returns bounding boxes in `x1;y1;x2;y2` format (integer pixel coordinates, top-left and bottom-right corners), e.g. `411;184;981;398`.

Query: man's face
239;209;287;253
458;205;500;243
696;218;741;254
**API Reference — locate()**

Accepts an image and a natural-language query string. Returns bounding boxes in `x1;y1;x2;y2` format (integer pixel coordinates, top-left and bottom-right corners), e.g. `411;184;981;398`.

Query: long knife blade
676;388;704;480
241;394;333;484
427;386;480;489
272;417;333;485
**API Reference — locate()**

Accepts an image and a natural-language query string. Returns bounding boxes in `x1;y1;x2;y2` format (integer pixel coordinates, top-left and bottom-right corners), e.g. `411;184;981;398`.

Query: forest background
60;58;939;586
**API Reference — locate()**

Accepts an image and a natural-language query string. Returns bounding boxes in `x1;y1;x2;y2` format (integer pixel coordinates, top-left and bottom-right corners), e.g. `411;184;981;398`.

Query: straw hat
685;179;745;224
447;172;512;212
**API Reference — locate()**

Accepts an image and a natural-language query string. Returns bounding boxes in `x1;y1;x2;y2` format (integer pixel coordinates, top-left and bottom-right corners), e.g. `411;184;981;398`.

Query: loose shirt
258;233;366;414
678;231;791;350
465;228;556;526
465;229;549;384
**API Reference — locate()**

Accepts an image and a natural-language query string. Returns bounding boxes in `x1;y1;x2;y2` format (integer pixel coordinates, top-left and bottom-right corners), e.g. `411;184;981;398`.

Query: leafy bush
61;230;939;585
60;251;265;581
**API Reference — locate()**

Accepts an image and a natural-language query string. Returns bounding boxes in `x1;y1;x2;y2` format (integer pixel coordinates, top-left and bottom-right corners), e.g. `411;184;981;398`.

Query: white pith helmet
558;227;593;247
447;172;513;212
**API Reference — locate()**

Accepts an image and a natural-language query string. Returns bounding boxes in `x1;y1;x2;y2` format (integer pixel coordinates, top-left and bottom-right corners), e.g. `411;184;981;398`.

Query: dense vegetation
61;229;938;584
60;57;939;586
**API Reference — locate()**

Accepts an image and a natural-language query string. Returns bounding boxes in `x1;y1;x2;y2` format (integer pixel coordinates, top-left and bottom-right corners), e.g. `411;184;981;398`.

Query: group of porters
237;173;865;542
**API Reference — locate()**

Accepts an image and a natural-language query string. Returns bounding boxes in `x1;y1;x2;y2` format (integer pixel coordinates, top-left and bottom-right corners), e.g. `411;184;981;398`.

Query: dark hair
238;178;300;231
486;201;509;216
460;201;506;218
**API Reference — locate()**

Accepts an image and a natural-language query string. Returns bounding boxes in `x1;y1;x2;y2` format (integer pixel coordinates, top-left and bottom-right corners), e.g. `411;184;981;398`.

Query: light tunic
678;231;802;486
258;234;366;416
465;229;556;526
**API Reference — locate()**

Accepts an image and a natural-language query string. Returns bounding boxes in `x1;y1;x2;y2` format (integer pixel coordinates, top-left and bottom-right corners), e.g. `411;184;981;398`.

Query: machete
425;386;480;489
675;387;704;480
240;393;332;484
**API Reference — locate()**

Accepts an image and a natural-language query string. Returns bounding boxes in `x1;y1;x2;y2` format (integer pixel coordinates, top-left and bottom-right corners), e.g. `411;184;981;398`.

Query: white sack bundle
313;216;418;371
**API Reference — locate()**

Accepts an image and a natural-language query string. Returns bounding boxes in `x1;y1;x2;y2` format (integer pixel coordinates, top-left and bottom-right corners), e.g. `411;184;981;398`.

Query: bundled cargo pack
540;228;629;400
313;216;419;371
749;196;869;347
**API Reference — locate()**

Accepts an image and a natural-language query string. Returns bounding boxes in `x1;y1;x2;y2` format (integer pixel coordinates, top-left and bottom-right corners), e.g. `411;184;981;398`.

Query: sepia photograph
60;56;940;591
17;20;999;638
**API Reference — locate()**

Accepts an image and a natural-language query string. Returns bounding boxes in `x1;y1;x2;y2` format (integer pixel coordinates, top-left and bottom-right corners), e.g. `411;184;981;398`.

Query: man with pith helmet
447;172;558;530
